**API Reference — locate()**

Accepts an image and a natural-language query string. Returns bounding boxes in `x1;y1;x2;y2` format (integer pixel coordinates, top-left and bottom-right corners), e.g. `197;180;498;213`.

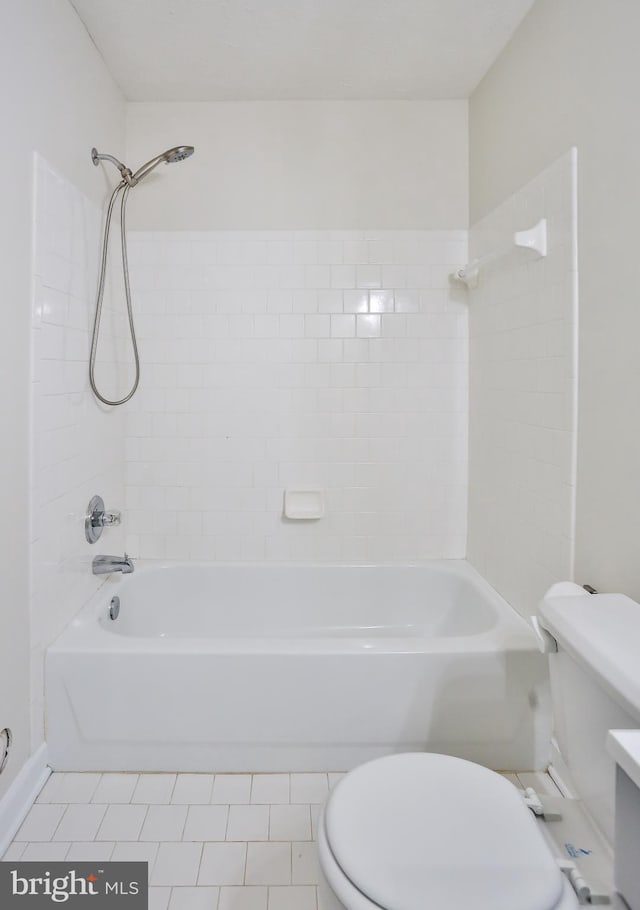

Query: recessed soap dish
283;489;325;520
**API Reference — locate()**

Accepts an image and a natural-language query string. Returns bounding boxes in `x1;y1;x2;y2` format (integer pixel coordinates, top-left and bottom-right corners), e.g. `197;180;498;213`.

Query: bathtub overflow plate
109;596;121;621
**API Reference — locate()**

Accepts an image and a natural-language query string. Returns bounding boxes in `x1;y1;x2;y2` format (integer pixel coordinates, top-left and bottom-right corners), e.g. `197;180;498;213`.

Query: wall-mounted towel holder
452;218;547;289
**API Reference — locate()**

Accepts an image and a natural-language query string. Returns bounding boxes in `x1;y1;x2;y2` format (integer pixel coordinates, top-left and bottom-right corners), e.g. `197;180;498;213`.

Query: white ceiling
70;0;535;101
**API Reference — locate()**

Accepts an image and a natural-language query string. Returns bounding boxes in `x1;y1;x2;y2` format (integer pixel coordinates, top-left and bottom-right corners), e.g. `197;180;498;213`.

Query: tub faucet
92;553;135;575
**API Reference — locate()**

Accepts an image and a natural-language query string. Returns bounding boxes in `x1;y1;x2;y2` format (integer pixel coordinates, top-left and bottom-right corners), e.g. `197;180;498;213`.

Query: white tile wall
124;230;468;563
30;155;128;748
467;149;578;616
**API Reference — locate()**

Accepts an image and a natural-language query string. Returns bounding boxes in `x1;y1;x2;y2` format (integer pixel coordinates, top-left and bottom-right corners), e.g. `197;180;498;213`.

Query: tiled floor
1;770;558;910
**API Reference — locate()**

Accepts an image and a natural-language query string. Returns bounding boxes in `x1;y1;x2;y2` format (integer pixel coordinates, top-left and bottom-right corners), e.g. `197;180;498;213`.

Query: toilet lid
324;753;566;910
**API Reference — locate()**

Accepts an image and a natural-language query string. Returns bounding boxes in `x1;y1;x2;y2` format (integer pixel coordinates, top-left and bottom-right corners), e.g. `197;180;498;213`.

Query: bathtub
45;561;549;772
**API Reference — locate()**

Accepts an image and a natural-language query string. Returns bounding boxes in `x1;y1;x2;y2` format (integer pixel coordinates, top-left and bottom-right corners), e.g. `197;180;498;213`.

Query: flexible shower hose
89;181;141;406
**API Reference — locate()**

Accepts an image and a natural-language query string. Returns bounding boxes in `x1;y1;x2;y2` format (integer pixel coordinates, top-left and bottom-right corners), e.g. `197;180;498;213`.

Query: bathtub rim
48;558;539;655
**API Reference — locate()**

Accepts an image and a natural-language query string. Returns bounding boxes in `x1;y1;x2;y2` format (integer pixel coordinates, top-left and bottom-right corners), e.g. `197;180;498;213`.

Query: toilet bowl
317;752;579;910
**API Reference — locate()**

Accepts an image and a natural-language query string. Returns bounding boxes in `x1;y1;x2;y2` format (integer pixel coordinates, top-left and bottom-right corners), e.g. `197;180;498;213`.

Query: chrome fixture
89;145;195;406
109;596;121;621
92;554;135;576
85;494;121;544
91;146;194;189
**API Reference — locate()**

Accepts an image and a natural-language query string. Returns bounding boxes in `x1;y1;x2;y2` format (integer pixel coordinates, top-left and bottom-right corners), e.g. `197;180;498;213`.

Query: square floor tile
290;774;328;804
151;842;203;887
141;806;188;841
2;843;26;860
268;885;317;910
212;775;251;804
227;805;269;841
168;887;220;910
112;841;160;863
269;805;311;841
35;774;65;804
16;804;66;841
21;843;71;861
92;773;139;803
219;887;267;910
251;776;289;804
183;805;228;841
53;805;107;842
292;843;318;885
245;843;291;886
41;773;101;804
59;774;103;803
96;804;148;841
66;842;115;861
171;774;214;804
132;774;177;804
198;843;247;886
149;887;171;910
112;841;159;878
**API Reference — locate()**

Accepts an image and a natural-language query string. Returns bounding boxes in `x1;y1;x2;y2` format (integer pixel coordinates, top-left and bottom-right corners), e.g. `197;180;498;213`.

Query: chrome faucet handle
85;495;121;544
99;510;121;527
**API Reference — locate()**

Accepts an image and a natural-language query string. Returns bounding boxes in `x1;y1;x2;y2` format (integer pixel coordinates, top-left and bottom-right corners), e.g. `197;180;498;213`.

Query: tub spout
92;553;135;575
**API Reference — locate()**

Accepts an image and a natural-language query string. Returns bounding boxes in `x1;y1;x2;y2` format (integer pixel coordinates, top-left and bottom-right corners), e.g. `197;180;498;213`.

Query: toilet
318;752;579;910
317;582;640;910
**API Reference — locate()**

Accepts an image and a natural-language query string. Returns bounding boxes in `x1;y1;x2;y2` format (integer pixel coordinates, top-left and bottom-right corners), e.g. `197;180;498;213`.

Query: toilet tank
538;585;640;845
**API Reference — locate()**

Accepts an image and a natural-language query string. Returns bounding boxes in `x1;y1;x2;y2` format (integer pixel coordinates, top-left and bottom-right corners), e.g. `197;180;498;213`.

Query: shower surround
28;158;469;760
467;149;578;616
123;230;469;563
30;155;127;750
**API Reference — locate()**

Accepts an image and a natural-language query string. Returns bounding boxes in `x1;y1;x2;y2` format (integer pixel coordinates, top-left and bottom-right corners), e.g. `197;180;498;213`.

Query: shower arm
91;148;135;185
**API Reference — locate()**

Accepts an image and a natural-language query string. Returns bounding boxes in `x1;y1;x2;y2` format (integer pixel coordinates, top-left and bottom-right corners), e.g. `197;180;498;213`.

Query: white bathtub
45;561;550;772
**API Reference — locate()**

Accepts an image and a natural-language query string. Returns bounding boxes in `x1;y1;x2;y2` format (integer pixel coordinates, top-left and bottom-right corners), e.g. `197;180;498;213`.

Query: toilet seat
322;753;579;910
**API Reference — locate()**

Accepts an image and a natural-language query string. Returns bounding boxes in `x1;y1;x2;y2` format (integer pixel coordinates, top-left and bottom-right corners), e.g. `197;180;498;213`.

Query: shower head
164;146;195;163
131;146;195;184
91;145;195;186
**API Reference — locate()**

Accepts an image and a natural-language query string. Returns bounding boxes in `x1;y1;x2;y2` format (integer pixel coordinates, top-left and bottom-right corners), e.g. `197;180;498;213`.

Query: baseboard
0;744;50;857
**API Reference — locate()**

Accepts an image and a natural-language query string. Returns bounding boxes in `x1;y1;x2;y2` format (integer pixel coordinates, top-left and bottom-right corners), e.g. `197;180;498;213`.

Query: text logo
0;863;148;907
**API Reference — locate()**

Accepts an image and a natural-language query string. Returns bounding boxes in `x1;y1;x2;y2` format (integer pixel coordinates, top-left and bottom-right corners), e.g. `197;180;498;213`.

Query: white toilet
317;582;640;910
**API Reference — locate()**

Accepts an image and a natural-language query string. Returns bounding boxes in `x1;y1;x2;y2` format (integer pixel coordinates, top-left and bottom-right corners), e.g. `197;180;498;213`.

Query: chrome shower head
164;146;195;163
131;146;195;184
92;145;195;186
